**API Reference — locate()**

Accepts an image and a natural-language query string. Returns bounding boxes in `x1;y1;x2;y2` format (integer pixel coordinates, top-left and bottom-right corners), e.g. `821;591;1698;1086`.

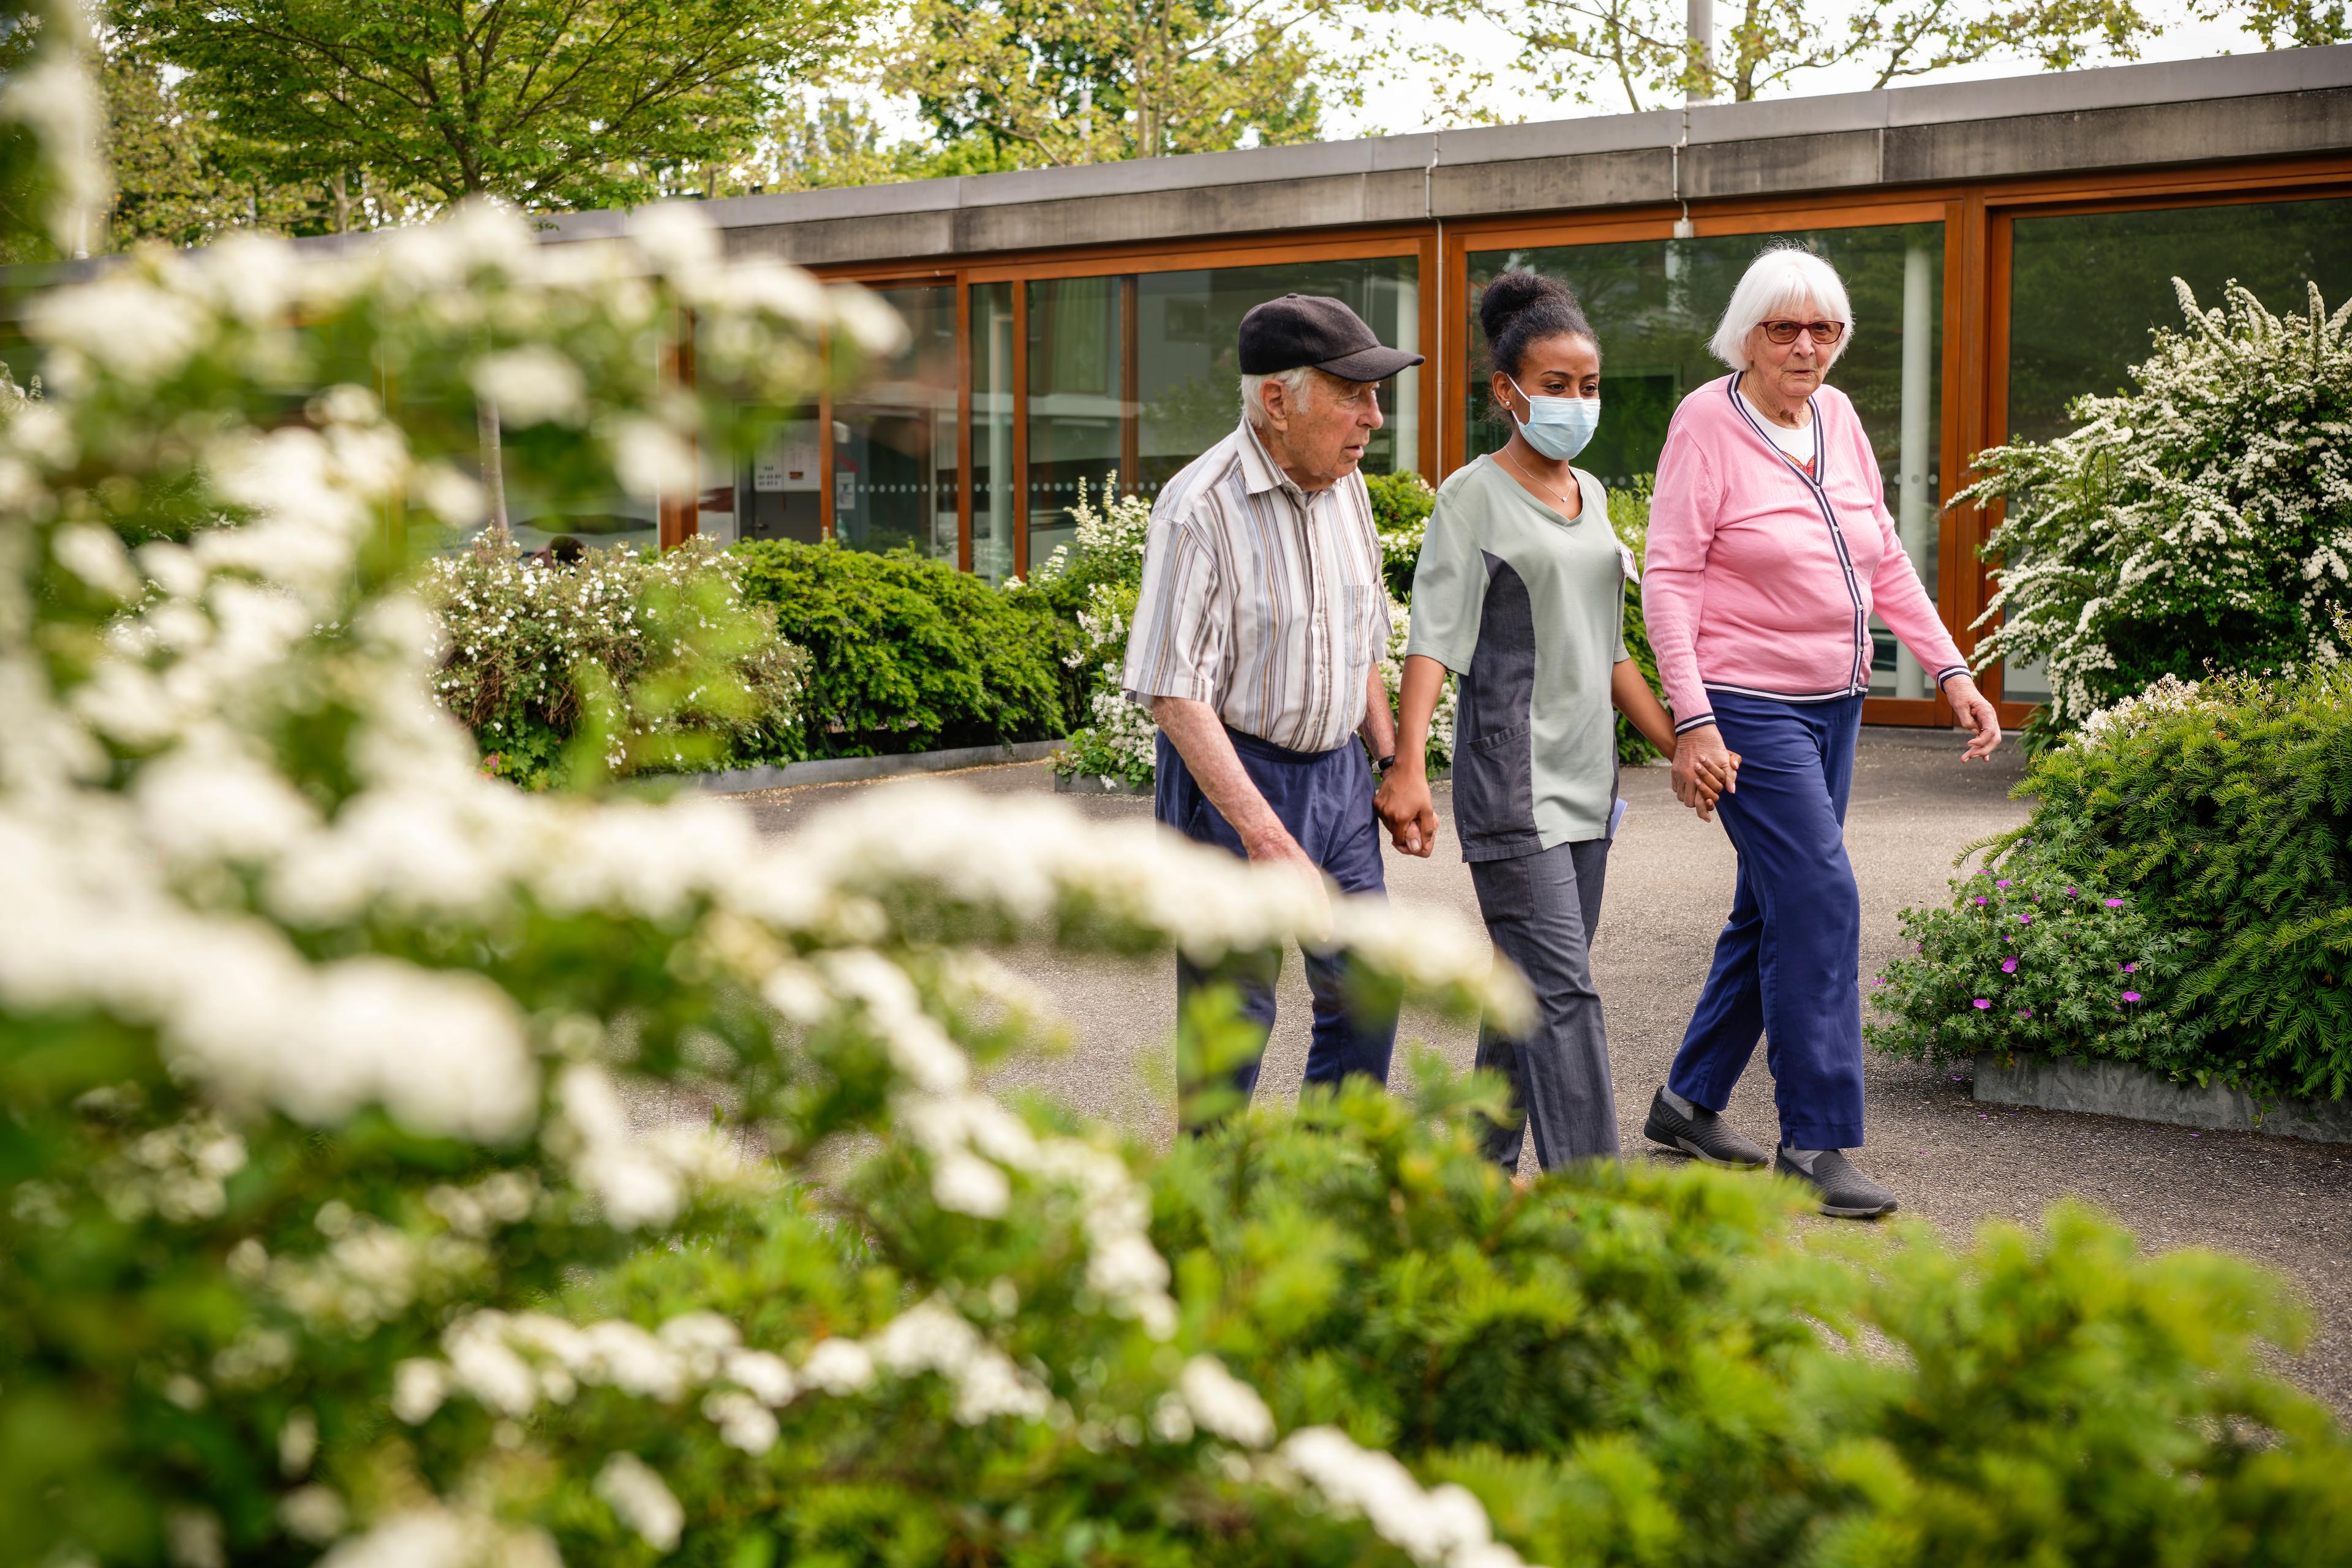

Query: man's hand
1943;673;2003;761
1240;820;1330;928
1374;761;1439;858
1672;726;1741;823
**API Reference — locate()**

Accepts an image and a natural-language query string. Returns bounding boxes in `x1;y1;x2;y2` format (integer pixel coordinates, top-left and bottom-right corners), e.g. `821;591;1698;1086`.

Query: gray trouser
1468;837;1618;1170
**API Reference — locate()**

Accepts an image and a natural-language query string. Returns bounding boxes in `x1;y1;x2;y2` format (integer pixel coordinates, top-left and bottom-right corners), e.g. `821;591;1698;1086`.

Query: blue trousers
1666;692;1867;1150
1157;728;1398;1112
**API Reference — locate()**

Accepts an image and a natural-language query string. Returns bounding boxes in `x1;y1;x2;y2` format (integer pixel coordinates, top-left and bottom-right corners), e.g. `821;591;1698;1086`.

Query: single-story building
554;45;2352;729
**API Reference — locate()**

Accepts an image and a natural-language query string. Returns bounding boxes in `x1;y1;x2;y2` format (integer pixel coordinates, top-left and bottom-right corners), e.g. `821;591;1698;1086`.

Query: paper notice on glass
753;424;820;492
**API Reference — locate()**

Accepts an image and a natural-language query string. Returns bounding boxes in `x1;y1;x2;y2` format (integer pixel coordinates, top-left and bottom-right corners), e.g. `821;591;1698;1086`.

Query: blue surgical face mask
1506;375;1601;461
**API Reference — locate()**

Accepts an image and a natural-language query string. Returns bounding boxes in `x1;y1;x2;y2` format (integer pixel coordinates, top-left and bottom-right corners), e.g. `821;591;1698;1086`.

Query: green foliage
1609;475;1665;767
113;0;868;211
420;536;808;789
1961;279;2352;733
1366;468;1436;601
1872;665;2352;1101
1868;858;2193;1069
731;538;1076;756
1039;478;1156;788
1156;1076;2352;1568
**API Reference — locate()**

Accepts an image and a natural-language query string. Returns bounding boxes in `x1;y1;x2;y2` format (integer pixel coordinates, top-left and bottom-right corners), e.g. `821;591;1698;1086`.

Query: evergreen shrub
731;539;1077;756
1871;665;2352;1100
1960;280;2352;740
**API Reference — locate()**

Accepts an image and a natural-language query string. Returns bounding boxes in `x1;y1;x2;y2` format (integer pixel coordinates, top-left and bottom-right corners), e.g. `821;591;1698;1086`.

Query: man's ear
1256;379;1288;432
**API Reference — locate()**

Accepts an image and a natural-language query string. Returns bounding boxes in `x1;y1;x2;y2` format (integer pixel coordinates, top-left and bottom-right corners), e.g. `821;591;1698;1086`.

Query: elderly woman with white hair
1637;244;2002;1218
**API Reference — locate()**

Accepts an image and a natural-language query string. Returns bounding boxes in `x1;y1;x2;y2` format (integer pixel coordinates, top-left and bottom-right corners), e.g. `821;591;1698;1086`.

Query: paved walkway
739;730;2352;1416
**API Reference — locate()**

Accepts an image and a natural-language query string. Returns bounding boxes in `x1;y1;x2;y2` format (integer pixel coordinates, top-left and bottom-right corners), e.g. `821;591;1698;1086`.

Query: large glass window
970;282;1017;582
2000;196;2352;702
1467;224;1945;698
1027;276;1128;568
1023;257;1423;570
835;283;958;561
733;410;824;545
1136;256;1420;499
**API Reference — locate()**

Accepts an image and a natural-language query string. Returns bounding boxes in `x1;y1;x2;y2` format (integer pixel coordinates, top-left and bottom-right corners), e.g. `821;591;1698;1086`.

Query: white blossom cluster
0;105;1535;1562
2070;673;2214;748
1380;601;1458;771
1963;279;2352;725
417;535;805;778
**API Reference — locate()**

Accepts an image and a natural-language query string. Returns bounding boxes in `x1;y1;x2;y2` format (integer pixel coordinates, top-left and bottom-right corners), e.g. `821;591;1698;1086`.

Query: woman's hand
1942;673;2003;760
1375;760;1439;858
1673;725;1741;823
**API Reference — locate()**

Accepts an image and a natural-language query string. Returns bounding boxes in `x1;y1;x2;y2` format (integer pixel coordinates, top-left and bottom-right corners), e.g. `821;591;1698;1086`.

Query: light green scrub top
1404;456;1630;861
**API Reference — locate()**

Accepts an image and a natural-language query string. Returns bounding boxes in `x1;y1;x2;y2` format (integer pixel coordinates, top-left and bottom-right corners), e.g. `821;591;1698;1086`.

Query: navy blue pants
1666;692;1867;1150
1157;728;1398;1114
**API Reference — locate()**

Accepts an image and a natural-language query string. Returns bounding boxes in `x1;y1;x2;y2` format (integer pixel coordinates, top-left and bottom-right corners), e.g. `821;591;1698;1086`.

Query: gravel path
739;730;2352;1416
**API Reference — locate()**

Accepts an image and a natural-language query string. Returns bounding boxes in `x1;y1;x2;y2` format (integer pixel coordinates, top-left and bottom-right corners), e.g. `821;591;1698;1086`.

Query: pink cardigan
1642;374;1966;733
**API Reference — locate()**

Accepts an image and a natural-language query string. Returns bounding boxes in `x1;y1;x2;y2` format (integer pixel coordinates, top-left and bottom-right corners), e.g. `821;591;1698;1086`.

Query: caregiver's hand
1673;725;1741;823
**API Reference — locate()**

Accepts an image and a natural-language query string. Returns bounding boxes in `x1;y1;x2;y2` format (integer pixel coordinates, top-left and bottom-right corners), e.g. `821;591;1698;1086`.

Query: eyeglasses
1760;319;1847;346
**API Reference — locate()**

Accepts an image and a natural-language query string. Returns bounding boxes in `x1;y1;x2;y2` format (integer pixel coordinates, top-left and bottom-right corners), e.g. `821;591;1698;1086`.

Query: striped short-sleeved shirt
1121;420;1392;755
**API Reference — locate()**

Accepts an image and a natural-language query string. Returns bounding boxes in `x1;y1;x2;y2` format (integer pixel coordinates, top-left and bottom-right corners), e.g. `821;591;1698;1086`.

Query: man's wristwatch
1374;753;1397;775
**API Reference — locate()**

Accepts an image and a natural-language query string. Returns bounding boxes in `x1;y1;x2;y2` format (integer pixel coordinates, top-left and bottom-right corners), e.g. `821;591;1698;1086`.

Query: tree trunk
478;398;510;541
331;170;350;233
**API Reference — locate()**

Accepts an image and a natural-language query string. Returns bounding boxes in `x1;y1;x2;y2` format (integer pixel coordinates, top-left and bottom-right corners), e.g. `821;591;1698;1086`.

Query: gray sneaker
1643;1087;1770;1169
1776;1148;1899;1219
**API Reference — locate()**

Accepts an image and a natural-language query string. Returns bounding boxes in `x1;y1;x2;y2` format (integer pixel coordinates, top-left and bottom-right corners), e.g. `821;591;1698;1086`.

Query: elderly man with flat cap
1122;293;1425;1126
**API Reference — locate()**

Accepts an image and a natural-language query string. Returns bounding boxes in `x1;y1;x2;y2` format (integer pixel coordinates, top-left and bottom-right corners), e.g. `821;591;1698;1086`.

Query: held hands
1942;673;2005;761
1672;727;1741;823
1374;761;1440;859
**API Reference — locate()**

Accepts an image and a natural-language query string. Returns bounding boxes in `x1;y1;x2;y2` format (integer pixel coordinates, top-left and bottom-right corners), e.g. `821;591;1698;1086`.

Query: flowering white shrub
2068;673;2213;749
0;31;1534;1560
420;535;806;787
1045;479;1158;788
1962;279;2352;730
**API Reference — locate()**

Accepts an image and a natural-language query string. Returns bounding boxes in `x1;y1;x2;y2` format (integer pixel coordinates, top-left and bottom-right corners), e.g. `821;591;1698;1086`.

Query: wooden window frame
684;148;2352;732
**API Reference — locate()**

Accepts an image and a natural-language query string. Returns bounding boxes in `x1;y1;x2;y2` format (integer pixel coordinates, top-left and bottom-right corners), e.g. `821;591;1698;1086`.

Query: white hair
1708;245;1855;371
1240;366;1317;428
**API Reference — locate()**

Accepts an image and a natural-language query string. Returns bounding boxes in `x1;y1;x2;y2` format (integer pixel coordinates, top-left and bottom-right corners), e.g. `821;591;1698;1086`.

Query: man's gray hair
1708;244;1855;371
1239;365;1319;428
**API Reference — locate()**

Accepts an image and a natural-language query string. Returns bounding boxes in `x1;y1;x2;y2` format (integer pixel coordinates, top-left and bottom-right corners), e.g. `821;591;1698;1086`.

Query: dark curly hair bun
1479;270;1598;380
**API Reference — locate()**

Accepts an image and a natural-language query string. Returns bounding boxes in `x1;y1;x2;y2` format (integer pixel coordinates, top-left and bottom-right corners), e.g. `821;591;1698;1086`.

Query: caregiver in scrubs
1376;271;1735;1172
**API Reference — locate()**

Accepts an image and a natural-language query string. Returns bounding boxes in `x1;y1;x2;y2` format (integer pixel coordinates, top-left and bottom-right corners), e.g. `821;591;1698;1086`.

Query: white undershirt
1762;413;1815;462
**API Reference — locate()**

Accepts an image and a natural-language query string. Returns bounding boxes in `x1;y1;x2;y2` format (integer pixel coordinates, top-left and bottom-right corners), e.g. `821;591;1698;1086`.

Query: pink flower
1995;879;2013;888
2122;991;2143;1003
1972;896;1988;906
2104;898;2125;907
2001;958;2018;973
2016;1008;2034;1018
1972;998;1992;1009
2017;913;2034;924
2066;886;2079;897
2120;962;2138;973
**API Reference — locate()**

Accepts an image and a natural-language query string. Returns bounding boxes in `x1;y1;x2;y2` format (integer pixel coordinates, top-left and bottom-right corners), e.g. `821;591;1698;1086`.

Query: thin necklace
1499;445;1578;513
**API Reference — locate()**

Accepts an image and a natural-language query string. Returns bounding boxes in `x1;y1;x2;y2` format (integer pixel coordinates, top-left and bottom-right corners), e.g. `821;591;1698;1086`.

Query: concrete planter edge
692;738;1068;795
1972;1049;2352;1145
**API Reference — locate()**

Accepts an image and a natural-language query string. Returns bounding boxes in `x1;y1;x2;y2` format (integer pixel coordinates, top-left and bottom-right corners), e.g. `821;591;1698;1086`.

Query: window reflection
1468;225;1944;698
1027;276;1126;570
971;282;1016;582
835;284;958;562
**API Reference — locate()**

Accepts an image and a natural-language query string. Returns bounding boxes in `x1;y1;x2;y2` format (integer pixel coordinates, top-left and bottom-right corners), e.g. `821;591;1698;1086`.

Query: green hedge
1159;1072;2352;1568
1870;666;2352;1101
731;540;1080;756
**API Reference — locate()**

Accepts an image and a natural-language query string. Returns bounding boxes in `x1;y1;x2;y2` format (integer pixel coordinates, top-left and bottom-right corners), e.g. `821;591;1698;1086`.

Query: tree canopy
110;0;869;211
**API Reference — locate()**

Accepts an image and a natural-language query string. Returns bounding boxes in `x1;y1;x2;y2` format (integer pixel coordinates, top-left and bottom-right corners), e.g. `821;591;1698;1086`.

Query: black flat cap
1238;294;1425;382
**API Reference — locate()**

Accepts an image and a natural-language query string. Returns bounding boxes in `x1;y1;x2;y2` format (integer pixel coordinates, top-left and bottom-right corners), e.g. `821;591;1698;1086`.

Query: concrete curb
691;739;1066;794
1055;773;1150;796
1973;1050;2352;1145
